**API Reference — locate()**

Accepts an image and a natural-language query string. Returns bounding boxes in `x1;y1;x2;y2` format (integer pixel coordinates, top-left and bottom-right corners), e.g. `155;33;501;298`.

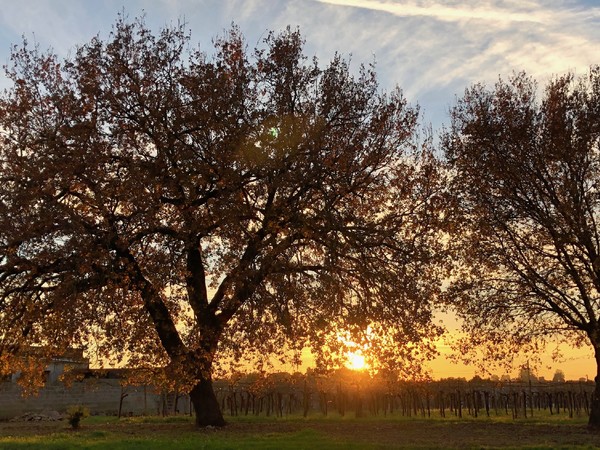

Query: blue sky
0;0;598;131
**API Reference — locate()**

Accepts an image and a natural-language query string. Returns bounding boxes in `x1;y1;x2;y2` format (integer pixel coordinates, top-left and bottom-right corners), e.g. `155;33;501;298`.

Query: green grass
117;414;194;424
0;428;373;450
1;413;599;449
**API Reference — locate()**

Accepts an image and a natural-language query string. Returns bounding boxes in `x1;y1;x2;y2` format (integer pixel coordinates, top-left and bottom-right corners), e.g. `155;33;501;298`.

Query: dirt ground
2;417;600;448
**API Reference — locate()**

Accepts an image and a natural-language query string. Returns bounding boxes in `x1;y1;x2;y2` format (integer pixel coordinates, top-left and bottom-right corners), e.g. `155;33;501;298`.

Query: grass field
2;413;600;449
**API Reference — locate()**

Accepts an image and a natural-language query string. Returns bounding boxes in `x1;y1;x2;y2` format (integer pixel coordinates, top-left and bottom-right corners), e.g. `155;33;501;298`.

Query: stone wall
0;379;192;420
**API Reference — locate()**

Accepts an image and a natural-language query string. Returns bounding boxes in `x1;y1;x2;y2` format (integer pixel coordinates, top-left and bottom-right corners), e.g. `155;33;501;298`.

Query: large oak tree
443;68;600;427
0;17;446;426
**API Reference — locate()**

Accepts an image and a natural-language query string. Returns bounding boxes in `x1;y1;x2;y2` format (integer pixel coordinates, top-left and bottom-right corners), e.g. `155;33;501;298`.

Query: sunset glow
345;350;367;371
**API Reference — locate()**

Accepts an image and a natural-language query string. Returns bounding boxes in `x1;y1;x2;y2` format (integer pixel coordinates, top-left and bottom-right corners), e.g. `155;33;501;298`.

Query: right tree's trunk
190;375;226;427
588;345;600;428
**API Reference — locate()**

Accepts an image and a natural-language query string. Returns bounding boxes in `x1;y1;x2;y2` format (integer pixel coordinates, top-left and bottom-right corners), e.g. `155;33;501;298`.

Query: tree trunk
190;375;226;427
588;345;600;428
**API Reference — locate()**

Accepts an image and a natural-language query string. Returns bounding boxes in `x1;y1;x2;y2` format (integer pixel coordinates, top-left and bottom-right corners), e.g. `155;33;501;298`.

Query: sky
0;0;599;131
0;0;598;379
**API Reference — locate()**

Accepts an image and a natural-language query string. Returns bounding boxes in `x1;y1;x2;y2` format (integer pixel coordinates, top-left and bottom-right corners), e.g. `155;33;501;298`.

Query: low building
0;350;192;420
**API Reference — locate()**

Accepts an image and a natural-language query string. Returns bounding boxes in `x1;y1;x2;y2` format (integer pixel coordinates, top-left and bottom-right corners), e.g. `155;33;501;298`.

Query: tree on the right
442;66;600;427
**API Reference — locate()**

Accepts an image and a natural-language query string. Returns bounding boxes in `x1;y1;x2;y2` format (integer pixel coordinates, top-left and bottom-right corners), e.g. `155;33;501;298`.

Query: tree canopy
443;67;600;426
0;17;447;426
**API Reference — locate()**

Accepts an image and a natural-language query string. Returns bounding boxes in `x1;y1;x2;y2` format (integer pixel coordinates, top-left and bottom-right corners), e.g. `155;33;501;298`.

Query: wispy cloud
0;0;597;129
315;0;556;24
308;0;600;126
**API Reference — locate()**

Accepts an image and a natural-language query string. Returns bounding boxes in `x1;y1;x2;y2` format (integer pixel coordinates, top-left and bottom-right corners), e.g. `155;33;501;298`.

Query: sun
345;350;367;371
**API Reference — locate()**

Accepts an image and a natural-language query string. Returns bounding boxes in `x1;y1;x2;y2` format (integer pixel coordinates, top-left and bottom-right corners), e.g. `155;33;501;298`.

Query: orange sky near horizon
85;292;596;382
422;313;598;381
291;331;597;381
426;343;595;382
296;344;595;381
86;330;596;382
